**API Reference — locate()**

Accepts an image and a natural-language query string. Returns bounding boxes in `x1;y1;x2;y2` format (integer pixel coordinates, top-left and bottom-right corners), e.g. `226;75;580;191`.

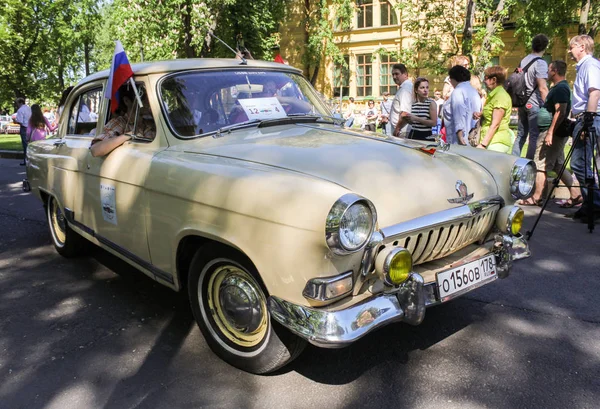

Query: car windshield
159;69;333;138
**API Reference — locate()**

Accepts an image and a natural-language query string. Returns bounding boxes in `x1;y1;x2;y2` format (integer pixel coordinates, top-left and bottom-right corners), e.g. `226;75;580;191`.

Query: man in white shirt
15;98;31;166
390;64;413;137
568;34;600;222
442;65;481;145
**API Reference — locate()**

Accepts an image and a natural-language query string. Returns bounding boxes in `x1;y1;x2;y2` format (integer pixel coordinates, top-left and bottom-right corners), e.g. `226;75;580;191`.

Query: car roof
77;58;303;88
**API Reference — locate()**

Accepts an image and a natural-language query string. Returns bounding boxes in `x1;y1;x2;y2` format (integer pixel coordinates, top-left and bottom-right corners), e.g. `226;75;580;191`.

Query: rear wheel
188;245;306;374
46;196;86;257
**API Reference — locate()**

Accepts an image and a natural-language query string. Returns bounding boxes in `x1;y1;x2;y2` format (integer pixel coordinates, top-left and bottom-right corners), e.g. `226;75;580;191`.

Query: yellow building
279;0;589;107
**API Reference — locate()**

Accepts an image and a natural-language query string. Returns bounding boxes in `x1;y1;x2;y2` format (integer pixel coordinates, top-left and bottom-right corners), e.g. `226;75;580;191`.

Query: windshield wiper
278;113;344;126
214;119;263;136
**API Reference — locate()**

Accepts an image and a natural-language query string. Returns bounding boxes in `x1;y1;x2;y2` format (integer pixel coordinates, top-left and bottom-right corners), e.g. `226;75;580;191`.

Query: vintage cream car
26;59;534;374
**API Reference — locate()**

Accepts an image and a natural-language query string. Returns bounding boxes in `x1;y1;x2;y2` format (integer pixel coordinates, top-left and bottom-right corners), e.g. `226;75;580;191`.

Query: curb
0;150;24;159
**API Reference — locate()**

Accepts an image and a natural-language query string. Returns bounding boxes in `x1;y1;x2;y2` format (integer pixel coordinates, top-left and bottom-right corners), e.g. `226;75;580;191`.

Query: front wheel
188;245;306;374
46;196;86;257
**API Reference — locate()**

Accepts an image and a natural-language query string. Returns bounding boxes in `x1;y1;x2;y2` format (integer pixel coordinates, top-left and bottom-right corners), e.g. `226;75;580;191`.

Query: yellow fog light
508;207;524;235
375;247;413;286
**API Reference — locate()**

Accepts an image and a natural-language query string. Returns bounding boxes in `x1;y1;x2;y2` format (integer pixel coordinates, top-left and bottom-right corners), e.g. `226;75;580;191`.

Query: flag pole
128;77;143;108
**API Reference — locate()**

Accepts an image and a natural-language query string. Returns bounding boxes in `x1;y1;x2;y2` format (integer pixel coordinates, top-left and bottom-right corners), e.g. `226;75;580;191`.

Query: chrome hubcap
219;275;264;334
205;265;268;347
50;199;66;246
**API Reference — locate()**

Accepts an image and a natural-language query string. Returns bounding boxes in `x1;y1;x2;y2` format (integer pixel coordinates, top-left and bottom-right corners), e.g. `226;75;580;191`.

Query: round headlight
339;202;373;250
326;194;377;255
510;159;536;199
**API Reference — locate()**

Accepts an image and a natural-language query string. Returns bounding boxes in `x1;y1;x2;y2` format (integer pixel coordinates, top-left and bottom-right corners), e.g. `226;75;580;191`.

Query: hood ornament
447;180;474;204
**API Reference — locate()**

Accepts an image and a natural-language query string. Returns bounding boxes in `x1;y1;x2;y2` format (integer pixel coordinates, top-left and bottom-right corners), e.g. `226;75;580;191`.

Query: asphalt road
0;158;599;409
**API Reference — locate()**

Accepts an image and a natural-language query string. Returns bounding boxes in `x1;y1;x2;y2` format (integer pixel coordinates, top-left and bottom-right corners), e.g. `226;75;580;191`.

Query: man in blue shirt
568;35;600;222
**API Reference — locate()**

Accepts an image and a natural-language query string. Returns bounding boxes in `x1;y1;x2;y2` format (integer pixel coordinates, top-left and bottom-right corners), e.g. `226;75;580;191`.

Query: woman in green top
477;66;513;153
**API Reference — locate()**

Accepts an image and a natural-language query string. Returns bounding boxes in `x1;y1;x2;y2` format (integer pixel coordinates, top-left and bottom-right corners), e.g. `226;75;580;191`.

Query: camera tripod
526;113;600;239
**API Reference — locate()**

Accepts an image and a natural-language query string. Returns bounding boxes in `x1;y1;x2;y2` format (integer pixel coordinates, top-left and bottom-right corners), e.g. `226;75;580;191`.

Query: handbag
468;119;481;147
557;118;575;138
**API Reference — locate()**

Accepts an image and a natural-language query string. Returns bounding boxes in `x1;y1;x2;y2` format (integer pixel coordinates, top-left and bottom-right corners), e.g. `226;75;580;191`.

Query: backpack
504;57;542;108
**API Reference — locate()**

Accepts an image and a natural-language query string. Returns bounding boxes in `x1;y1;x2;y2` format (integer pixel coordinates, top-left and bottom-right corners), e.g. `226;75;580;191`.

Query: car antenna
207;31;247;65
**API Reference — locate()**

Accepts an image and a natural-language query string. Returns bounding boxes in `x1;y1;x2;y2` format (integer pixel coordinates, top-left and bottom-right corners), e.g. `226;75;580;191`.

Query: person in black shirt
526;60;581;206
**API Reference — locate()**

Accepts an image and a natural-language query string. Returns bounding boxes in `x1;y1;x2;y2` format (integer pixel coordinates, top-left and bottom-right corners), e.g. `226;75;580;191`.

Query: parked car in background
0;115;15;134
26;59;535;374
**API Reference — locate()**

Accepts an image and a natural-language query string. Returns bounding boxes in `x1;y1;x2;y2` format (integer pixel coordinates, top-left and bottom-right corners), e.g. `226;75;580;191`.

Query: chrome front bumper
269;233;530;348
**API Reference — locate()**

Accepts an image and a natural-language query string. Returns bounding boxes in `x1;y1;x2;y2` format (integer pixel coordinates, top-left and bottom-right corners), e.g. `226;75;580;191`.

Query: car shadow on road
283;298;484;384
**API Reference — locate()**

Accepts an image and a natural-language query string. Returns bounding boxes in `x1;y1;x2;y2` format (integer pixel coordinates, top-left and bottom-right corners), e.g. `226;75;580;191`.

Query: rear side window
67;87;103;136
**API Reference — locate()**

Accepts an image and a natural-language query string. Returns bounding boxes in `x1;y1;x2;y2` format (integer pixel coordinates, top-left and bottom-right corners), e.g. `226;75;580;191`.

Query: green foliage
301;0;354;84
515;0;599;47
0;0;287;109
393;0;463;76
0;0;101;109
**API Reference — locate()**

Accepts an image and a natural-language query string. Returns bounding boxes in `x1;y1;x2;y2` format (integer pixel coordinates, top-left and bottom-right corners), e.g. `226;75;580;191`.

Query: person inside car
90;86;155;157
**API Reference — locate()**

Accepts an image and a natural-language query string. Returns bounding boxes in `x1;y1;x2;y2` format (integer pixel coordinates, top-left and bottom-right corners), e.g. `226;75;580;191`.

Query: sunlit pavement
0;158;598;409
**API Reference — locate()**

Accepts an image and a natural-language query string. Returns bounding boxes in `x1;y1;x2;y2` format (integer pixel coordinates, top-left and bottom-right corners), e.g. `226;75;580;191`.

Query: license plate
436;254;497;300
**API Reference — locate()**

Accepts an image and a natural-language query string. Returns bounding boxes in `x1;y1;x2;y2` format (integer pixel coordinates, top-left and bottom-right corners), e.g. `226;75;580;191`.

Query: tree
301;0;353;85
394;0;464;76
515;0;599;49
474;0;517;74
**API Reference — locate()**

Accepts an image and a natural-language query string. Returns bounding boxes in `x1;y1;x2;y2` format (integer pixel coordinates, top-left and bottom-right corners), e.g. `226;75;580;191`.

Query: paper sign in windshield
238;97;287;120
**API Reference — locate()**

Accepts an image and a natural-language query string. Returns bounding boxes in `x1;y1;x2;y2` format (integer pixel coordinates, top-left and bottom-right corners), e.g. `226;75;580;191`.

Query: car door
46;83;104;227
82;79;164;263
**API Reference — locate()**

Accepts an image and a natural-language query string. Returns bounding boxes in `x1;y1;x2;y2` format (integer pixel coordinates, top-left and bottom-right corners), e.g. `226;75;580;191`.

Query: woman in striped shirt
405;77;437;140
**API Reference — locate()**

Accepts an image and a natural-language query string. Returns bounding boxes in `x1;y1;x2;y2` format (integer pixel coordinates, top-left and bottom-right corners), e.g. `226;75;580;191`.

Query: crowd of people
340;33;600;222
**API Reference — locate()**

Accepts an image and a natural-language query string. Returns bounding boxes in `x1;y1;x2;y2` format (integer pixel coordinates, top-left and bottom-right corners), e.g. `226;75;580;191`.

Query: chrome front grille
379;200;500;266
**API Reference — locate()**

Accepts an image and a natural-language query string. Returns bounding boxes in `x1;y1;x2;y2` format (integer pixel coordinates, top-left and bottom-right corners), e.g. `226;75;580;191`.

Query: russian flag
105;41;134;113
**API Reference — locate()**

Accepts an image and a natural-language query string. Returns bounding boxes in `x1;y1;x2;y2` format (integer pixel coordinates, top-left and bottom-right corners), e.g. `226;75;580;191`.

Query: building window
379;54;396;95
356;54;372;97
380;1;398;26
356;0;373;29
333;55;350;97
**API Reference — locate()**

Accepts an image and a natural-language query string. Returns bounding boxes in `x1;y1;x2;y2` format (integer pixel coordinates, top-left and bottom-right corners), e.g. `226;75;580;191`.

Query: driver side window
67;88;103;136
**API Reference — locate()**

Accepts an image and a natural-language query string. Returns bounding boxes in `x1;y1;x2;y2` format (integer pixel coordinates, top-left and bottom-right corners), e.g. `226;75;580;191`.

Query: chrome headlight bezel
326;193;377;255
510;158;537;199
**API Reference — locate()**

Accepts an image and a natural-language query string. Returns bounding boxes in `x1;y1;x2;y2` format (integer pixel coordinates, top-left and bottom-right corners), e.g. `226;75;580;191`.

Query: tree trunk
475;0;506;74
579;0;590;34
182;0;197;58
310;61;320;85
84;42;90;77
462;0;476;60
58;53;65;90
303;0;311;78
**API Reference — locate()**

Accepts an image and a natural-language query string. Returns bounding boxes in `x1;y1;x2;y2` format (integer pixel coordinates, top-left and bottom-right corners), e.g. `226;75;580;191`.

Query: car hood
174;124;498;227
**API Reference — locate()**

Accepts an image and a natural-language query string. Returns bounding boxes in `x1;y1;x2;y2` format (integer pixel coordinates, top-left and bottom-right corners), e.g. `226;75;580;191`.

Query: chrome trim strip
63;209;174;284
379;196;503;241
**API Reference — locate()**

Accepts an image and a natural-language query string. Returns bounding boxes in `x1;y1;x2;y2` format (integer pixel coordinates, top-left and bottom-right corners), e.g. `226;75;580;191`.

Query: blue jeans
571;118;600;211
345;117;354;128
512;106;540;159
381;121;392;135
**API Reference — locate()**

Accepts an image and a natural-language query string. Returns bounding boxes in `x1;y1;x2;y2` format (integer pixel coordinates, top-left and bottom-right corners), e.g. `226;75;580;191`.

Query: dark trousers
19;125;28;158
409;129;433;140
571;118;600;211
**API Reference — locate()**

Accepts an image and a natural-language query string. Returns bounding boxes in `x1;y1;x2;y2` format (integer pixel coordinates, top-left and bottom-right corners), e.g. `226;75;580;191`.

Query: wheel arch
175;234;267;294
